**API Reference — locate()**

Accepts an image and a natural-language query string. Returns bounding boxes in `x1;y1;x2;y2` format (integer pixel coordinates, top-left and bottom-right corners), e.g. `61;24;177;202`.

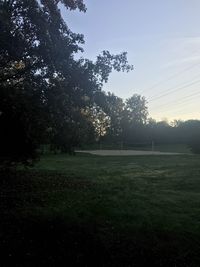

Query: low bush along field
1;153;200;266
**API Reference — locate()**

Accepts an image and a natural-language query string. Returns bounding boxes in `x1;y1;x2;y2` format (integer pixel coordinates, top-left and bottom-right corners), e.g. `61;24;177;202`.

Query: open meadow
1;153;200;266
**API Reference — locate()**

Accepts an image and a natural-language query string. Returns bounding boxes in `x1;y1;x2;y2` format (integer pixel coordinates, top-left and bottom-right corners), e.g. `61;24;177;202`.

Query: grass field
1;153;200;266
80;143;191;153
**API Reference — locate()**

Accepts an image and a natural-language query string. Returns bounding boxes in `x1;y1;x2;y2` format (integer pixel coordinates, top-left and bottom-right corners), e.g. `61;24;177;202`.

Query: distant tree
178;120;200;153
102;92;124;141
147;118;157;126
170;119;184;128
145;118;157;142
148;120;179;145
125;94;148;125
156;120;170;128
0;0;133;165
120;94;148;144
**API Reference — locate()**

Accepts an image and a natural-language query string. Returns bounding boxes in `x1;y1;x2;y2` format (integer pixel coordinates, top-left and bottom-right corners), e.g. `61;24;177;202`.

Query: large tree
125;94;148;125
119;94;148;144
0;0;133;165
99;92;124;142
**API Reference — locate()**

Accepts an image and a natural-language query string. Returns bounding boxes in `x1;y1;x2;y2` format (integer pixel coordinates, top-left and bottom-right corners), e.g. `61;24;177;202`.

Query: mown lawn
1;153;200;266
80;143;191;153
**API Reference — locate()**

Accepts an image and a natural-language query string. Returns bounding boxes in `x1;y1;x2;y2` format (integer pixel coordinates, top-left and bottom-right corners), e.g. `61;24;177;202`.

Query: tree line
80;91;200;154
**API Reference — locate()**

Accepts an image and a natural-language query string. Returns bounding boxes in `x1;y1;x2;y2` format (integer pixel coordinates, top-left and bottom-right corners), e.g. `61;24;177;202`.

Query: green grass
80;143;191;153
1;153;200;266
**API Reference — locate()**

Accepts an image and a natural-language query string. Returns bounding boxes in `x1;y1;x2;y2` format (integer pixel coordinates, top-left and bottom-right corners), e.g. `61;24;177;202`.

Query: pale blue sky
61;0;200;121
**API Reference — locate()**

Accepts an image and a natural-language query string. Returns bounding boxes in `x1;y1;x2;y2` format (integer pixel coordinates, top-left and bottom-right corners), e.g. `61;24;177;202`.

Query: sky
61;0;200;121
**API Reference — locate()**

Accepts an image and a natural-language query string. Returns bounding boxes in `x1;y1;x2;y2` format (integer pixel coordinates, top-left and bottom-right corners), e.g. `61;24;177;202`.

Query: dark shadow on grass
1;214;200;267
1;215;111;267
1;169;200;266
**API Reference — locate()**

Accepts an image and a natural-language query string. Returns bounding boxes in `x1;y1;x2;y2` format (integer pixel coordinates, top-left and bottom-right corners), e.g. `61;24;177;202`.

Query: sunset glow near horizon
62;0;200;122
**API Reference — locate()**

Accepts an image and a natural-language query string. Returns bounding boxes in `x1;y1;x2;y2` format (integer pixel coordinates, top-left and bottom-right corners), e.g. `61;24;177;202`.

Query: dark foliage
0;0;132;165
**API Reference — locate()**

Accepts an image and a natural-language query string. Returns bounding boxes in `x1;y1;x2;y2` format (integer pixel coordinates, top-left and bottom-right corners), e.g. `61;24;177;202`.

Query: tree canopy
0;0;133;165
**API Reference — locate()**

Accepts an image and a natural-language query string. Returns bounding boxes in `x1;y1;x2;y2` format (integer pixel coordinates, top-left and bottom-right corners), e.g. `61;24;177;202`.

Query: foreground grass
1;153;200;266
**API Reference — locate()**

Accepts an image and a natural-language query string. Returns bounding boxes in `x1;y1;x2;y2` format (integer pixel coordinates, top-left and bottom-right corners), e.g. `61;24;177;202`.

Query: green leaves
0;0;133;165
59;0;86;12
95;51;133;83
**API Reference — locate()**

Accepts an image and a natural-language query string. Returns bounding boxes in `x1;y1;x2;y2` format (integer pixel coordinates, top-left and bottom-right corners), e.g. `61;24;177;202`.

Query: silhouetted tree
120;94;148;144
101;92;124;142
0;0;133;165
125;94;148;125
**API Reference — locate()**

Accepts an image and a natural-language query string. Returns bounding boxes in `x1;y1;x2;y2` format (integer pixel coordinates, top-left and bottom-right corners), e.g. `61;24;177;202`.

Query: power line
156;99;199;116
140;61;200;95
148;78;200;102
150;95;199;117
148;73;200;100
150;90;200;111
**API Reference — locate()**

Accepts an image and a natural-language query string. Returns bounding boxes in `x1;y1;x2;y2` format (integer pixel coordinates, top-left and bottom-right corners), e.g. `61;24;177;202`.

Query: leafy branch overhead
95;51;133;83
0;0;133;164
